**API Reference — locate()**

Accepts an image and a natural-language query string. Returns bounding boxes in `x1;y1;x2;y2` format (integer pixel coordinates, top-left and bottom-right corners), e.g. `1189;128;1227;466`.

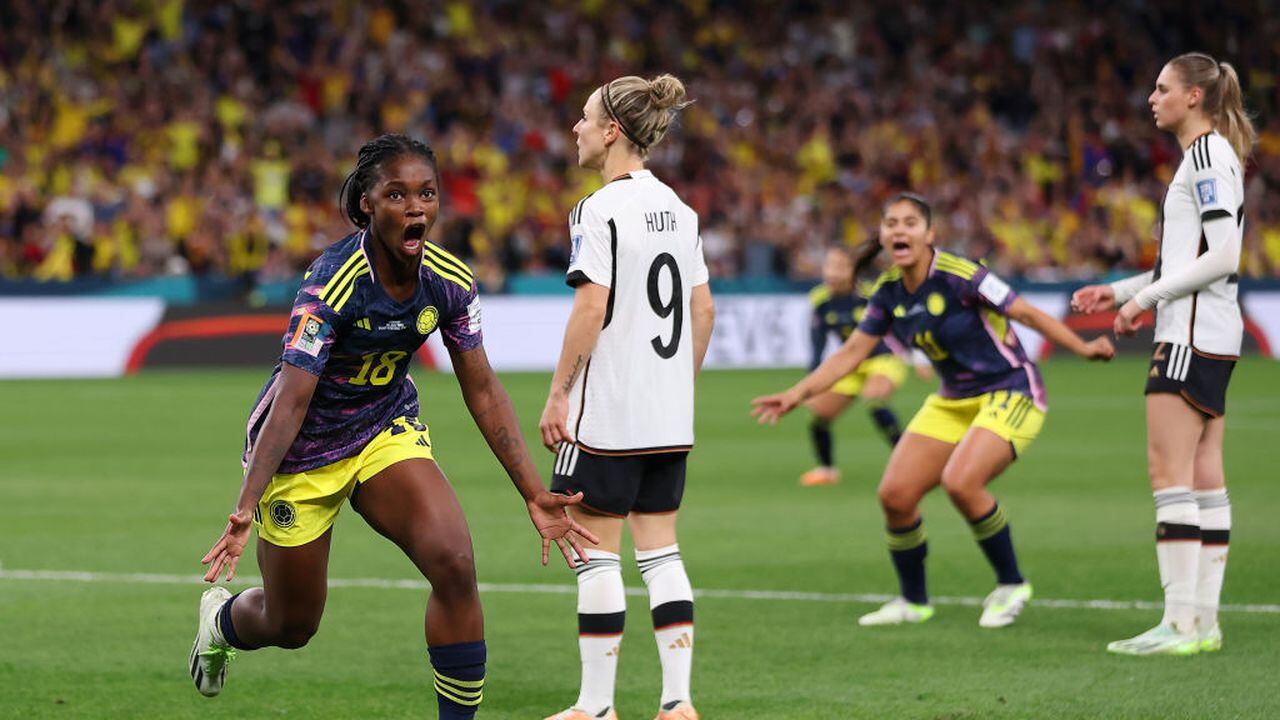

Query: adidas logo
668;632;692;650
356;318;372;331
415;436;430;447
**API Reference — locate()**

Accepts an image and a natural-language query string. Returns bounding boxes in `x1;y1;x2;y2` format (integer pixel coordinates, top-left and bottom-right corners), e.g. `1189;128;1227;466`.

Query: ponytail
1213;62;1256;163
1168;53;1256;164
852;235;884;279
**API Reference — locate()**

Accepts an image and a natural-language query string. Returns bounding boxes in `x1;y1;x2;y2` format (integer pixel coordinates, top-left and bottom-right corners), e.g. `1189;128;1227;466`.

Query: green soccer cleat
1198;623;1223;652
190;586;237;696
1107;623;1200;657
978;582;1033;628
858;597;935;626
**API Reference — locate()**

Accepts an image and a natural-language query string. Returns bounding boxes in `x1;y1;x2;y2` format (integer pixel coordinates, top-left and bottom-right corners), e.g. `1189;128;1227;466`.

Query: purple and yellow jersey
243;231;482;474
809;282;898;371
857;250;1046;408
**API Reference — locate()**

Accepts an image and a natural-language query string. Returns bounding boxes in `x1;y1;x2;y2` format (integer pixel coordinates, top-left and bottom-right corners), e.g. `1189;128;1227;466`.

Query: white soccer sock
1154;488;1200;634
1195;489;1232;632
637;544;694;709
574;549;625;715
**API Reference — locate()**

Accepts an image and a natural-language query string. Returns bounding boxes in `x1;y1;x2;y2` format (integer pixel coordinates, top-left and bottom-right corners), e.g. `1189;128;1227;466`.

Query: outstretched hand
749;388;802;425
1070;284;1116;315
202;509;253;582
527;491;599;568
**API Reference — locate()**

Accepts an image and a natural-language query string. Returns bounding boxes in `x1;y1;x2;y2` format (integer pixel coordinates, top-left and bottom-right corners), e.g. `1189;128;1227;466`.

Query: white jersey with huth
1113;131;1245;356
564;169;709;454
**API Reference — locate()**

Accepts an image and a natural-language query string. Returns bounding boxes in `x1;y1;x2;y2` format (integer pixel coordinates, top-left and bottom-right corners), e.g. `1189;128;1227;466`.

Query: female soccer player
539;74;713;720
800;244;927;487
1073;53;1254;656
753;193;1114;628
191;134;598;719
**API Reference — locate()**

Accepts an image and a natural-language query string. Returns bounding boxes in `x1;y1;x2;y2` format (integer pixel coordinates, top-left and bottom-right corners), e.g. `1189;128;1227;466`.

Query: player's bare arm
539;282;610;450
450;344;599;566
201;362;318;582
690;283;715;377
1005;297;1115;361
751;330;880;424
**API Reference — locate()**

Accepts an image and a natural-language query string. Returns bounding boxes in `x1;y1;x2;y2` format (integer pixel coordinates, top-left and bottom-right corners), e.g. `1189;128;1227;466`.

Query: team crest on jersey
1196;179;1217;206
927;292;947;316
416;306;439;334
569;234;583;265
288;312;327;358
268;500;296;529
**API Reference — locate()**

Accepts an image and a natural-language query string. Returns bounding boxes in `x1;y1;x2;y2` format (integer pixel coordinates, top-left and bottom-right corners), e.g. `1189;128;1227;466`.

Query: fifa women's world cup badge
416;306;439;335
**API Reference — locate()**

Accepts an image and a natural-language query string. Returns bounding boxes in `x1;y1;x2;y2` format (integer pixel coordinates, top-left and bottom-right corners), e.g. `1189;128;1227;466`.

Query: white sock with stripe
637;544;694;710
1195;489;1232;632
1154;487;1200;634
574;549;624;715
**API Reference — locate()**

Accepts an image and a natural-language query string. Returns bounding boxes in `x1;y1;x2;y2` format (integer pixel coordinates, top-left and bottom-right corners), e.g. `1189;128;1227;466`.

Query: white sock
1195;489;1231;632
574;550;625;715
637;544;694;709
1154;488;1200;634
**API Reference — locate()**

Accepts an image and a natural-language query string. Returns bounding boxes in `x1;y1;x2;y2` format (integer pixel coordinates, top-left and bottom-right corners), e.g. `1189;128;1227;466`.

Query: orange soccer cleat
654;701;699;720
799;466;840;486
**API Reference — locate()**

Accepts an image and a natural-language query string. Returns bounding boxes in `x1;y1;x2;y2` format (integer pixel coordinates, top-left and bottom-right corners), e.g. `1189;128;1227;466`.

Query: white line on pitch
1;568;1277;614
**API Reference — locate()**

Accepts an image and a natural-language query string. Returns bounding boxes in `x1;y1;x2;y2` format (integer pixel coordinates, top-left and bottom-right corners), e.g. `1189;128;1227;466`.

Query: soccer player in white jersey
539;74;714;720
1073;52;1256;656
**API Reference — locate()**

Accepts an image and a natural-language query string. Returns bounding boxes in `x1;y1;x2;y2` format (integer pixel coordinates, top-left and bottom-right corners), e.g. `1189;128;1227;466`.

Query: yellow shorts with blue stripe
832;354;909;397
904;391;1045;456
254;416;435;547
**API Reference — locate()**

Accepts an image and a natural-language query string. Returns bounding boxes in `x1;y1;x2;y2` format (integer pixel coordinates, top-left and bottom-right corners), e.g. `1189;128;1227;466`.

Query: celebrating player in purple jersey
191;134;598;720
753;193;1113;629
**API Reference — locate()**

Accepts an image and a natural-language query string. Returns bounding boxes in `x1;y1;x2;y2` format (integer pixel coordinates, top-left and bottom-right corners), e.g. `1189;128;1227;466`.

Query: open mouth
402;223;426;251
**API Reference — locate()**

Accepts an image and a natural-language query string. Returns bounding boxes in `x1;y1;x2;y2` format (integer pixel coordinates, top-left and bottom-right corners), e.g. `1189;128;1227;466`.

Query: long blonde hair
1168;52;1256;163
600;74;693;156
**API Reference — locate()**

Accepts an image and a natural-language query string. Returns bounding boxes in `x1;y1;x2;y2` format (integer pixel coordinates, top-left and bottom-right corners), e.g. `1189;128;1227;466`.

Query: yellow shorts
904;390;1045;456
832;353;909;397
254;416;435;547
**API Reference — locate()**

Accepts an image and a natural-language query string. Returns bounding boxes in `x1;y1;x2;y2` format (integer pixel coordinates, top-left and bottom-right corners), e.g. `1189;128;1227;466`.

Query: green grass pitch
2;358;1278;719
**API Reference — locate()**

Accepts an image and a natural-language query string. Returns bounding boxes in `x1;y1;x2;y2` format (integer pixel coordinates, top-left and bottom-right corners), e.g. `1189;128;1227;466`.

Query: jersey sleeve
280;264;343;375
1189;136;1241;225
966;266;1019;314
439;278;484;353
689;234;710;287
856;284;893;337
566;200;613;288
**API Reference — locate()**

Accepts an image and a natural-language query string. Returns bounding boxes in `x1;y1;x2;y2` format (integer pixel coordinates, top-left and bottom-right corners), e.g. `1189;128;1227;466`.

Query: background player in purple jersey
753;193;1113;629
191;134;598;720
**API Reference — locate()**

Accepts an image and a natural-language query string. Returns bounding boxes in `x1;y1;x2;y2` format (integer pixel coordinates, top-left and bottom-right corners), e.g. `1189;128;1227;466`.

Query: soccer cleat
1198;623;1223;652
799;467;840;486
857;597;935;626
978;582;1033;628
190;586;237;697
544;707;618;720
1106;623;1201;656
655;700;699;720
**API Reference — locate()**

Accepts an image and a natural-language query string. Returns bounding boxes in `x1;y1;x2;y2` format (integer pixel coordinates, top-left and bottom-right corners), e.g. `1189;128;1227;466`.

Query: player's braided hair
600;74;694;156
339;134;439;229
853;193;935;277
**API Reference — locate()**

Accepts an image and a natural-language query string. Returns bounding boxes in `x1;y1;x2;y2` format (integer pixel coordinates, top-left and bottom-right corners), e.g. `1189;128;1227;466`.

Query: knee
877;483;917;518
940;468;978;501
275;619;320;649
427;546;478;599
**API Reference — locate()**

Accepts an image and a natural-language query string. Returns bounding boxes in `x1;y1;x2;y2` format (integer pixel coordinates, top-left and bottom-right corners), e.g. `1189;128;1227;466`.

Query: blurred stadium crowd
2;0;1279;290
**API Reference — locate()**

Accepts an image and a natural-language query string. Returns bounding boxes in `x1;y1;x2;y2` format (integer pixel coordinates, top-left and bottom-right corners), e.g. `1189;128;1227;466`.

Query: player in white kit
539;74;714;720
1073;52;1255;656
